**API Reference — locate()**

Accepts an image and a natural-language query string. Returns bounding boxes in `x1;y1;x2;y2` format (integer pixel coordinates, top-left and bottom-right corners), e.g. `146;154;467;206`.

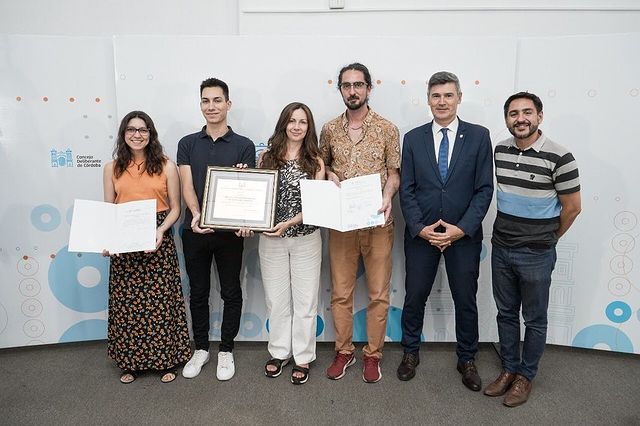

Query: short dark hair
200;78;229;101
503;92;543;117
337;62;372;89
427;71;461;95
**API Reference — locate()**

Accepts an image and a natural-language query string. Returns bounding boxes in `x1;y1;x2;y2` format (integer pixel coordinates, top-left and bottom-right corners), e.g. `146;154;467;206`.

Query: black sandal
265;358;290;378
291;365;309;385
120;371;136;384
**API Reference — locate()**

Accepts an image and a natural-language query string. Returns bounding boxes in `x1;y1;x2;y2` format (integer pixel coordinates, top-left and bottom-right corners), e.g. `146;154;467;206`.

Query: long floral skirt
107;211;191;371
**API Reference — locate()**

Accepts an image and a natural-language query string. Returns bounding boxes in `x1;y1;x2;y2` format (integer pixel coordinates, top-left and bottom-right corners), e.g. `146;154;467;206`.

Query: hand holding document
300;173;384;232
68;199;157;254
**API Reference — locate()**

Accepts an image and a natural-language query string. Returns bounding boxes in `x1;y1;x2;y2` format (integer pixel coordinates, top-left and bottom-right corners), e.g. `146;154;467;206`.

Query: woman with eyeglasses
103;111;191;384
248;102;325;384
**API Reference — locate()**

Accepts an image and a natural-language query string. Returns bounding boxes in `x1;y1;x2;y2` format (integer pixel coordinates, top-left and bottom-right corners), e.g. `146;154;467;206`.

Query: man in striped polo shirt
485;92;581;407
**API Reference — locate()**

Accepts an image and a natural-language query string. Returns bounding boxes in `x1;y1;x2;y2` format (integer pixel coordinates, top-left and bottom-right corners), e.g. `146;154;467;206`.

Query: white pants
258;229;322;365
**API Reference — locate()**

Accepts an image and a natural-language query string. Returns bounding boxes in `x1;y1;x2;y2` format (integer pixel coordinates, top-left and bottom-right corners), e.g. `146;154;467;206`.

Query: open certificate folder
68;199;157;254
300;174;384;232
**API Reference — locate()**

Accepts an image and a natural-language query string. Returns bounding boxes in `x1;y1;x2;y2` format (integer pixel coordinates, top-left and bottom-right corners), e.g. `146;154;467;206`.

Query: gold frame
200;166;278;231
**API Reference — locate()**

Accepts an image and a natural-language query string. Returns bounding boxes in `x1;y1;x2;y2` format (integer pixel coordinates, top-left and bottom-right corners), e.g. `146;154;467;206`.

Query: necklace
132;160;145;170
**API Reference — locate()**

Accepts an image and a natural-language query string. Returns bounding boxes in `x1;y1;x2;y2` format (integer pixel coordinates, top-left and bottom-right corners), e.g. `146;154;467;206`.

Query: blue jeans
491;244;557;381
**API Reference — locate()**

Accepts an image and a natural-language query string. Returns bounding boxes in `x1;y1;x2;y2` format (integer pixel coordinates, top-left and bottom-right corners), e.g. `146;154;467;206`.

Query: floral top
275;159;317;238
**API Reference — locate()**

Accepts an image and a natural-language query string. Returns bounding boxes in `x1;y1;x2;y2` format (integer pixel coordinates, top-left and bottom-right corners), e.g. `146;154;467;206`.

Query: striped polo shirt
492;131;580;248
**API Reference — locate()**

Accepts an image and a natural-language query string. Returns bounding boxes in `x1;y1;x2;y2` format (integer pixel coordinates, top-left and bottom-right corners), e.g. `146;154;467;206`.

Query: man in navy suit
397;71;493;391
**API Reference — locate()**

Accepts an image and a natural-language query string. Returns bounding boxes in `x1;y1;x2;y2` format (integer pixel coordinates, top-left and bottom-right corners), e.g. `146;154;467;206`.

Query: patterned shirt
275;160;318;238
319;108;400;223
492;131;580;248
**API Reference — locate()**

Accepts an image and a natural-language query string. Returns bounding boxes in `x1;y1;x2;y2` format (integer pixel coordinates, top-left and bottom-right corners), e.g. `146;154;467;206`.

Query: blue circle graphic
48;246;109;313
605;301;632;323
31;204;61;232
266;315;325;337
239;312;263;338
572;324;634;353
480;242;488;262
59;319;107;342
316;315;325;337
353;305;405;342
66;205;74;225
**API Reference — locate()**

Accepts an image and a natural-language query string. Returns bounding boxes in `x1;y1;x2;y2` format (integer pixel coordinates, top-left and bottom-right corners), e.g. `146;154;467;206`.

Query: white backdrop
0;33;638;353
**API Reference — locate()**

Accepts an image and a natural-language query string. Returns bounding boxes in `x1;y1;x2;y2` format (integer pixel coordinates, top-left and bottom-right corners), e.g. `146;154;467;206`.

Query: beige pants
329;225;394;358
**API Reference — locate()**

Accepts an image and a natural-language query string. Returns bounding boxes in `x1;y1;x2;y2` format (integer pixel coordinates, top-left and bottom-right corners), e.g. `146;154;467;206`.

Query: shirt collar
340;107;374;132
508;130;546;152
199;125;234;142
432;117;459;136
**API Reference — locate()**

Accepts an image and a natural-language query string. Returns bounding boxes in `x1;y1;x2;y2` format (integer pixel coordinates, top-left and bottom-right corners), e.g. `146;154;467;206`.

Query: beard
508;122;539;139
344;95;368;110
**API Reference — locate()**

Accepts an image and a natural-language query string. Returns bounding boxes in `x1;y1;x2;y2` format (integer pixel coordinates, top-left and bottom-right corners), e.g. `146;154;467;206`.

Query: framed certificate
200;166;278;231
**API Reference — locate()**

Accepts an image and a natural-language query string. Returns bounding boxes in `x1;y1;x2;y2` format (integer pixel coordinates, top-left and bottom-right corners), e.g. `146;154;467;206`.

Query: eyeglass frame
125;127;150;136
338;81;369;91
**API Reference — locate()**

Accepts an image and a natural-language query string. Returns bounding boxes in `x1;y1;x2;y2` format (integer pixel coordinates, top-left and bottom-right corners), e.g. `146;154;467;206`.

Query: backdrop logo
50;148;74;167
50;148;102;168
75;154;102;168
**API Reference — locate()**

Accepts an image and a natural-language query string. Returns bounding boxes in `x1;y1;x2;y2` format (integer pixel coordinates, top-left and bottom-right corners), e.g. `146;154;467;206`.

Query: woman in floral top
258;102;325;384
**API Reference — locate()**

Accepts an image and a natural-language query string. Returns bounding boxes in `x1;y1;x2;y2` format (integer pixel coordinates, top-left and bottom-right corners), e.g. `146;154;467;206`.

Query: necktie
438;128;449;180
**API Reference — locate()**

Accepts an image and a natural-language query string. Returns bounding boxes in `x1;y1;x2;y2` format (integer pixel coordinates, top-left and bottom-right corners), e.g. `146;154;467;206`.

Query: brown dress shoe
397;352;419;381
456;360;482;391
484;371;516;396
503;375;532;407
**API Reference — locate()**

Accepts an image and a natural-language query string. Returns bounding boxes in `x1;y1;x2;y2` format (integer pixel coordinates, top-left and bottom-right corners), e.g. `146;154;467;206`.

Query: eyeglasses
125;127;150;136
339;81;368;91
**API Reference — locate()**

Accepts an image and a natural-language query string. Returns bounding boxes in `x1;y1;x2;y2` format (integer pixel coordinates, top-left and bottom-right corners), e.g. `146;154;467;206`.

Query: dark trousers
401;231;480;361
491;244;556;381
182;230;244;352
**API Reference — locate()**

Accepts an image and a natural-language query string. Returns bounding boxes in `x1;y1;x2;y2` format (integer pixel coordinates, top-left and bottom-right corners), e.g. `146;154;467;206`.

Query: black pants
182;230;244;352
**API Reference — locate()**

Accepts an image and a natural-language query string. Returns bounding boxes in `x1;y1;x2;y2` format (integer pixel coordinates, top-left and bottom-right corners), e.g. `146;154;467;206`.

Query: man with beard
320;62;400;383
485;92;581;407
397;71;493;391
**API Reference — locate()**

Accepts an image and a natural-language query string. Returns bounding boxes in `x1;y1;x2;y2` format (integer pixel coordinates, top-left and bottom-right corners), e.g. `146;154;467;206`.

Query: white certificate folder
300;174;384;232
68;199;157;254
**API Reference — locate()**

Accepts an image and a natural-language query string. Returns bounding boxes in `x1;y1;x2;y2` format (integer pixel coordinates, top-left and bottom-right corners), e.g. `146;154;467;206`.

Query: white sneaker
216;351;235;381
182;349;210;378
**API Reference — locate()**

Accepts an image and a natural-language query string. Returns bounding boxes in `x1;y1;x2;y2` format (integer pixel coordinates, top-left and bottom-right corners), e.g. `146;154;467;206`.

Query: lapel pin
459;135;463;138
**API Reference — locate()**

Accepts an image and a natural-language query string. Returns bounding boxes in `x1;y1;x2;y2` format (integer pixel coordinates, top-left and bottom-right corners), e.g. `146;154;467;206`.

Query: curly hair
113;111;166;178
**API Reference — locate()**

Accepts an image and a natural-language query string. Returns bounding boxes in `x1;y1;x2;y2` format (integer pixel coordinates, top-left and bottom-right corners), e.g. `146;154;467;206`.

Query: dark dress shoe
503;375;532;407
397;352;420;381
457;360;482;391
484;371;516;396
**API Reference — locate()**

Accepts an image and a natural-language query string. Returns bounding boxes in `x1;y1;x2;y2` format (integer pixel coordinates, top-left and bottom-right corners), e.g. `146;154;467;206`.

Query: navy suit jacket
400;118;493;243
